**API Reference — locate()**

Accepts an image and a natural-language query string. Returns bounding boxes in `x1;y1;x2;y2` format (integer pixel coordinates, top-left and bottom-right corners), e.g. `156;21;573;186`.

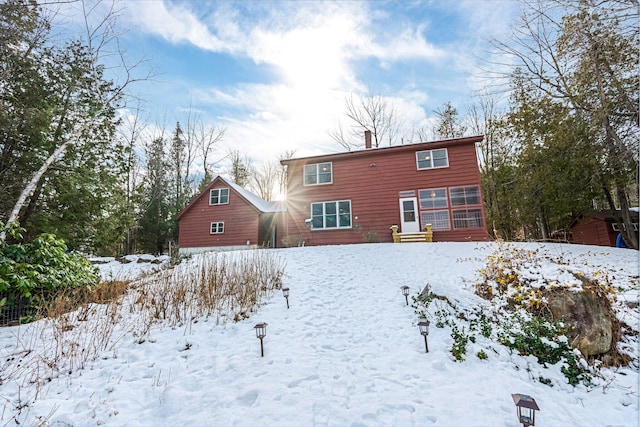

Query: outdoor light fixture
417;320;430;353
254;322;268;357
511;393;540;427
282;287;290;309
401;286;410;305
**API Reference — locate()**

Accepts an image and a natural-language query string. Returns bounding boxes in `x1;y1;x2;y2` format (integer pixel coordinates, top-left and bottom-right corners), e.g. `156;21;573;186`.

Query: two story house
177;133;489;253
279;133;489;246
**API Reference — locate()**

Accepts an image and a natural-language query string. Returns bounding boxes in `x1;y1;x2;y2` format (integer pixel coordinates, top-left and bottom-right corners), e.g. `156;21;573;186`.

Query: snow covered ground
0;242;638;426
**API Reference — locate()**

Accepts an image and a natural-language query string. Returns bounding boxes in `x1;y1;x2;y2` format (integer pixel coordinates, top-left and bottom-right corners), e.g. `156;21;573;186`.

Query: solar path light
254;323;268;357
400;286;410;305
282;287;290;309
417;320;430;353
511;393;539;426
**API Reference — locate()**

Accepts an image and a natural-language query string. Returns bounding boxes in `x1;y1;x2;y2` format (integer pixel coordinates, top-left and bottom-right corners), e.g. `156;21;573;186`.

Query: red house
569;210;639;247
177;134;489;253
279;133;489;246
176;175;285;254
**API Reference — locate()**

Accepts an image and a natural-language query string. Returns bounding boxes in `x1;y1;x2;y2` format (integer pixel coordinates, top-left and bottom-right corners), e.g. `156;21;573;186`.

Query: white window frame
209;188;229;205
304;162;333;186
416;148;448;170
210;221;224;234
419;188;448;209
449;186;481;207
310;200;352;230
452;208;483;229
421;210;451;231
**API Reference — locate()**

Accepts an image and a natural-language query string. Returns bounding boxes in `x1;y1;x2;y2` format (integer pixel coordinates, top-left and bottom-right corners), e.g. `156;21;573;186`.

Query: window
416;149;448;170
419;188;448;209
612;223;639;231
304;162;332;185
452;209;483;229
310;200;351;229
210;222;224;234
449;186;480;206
210;188;229;205
421;210;451;231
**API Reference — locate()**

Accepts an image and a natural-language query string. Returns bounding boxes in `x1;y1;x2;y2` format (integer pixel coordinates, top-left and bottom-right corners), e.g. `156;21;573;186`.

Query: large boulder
545;286;612;357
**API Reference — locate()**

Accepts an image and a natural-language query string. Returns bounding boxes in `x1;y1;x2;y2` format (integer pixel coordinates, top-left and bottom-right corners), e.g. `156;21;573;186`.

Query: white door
399;197;420;233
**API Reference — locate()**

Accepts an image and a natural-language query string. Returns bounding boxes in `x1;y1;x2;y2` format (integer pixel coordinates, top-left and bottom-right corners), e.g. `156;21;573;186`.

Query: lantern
511;393;539;427
254;323;268;357
417;320;430;353
400;286;410;305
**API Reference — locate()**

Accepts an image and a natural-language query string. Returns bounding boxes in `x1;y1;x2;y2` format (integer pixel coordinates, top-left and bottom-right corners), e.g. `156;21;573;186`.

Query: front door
399;197;420;233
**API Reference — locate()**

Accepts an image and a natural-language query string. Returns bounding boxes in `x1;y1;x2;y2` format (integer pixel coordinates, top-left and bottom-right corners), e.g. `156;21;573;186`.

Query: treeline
1;0;637;255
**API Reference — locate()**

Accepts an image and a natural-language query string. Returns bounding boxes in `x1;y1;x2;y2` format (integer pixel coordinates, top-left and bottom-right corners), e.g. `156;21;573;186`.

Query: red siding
178;179;261;249
281;137;489;246
571;218;616;247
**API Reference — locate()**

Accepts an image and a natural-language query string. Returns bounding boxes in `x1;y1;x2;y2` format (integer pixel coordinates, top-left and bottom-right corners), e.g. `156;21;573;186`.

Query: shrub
364;231;379;243
0;223;100;322
282;234;304;248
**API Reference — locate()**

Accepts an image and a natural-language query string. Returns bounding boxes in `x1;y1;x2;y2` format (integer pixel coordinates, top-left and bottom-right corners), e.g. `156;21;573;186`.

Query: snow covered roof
176;175;285;220
222;176;285;213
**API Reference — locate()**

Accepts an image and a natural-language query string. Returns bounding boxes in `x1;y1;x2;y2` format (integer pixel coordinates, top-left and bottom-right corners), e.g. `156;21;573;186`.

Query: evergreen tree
138;137;171;255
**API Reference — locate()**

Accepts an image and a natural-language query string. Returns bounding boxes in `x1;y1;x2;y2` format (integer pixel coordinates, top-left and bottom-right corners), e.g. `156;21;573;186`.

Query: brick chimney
365;130;372;149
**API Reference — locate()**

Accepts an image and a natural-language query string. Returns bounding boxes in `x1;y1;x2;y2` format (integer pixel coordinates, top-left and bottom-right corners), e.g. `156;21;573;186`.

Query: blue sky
55;0;521;164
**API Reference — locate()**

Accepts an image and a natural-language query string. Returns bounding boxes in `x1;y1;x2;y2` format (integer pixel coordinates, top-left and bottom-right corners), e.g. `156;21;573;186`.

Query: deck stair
390;225;433;243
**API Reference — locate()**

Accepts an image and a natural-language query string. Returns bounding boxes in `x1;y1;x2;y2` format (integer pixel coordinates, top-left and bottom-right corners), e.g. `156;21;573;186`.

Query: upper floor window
310;200;351;230
304;162;332;186
449;186;480;206
210;222;224;234
416;149;448;170
419;188;448;209
210;188;229;205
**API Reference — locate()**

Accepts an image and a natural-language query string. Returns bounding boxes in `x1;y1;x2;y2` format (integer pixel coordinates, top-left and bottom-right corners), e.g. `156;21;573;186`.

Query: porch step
390;225;433;243
397;232;429;243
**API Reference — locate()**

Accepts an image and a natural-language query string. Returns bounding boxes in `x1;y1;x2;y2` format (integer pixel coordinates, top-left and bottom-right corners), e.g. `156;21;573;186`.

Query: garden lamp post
282;287;290;309
401;286;410;305
254;323;268;357
511;394;539;427
417;320;430;353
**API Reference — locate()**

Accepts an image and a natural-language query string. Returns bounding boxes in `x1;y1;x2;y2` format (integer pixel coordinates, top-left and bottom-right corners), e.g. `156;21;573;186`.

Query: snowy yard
0;242;638;426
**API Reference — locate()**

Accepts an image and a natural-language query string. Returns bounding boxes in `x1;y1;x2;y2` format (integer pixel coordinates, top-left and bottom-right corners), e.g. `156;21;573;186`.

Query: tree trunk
0;140;70;242
616;187;638;250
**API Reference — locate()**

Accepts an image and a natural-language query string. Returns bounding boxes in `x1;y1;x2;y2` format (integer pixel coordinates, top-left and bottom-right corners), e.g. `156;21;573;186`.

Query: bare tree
276;149;297;199
330;92;401;151
250;162;279;201
195;121;226;186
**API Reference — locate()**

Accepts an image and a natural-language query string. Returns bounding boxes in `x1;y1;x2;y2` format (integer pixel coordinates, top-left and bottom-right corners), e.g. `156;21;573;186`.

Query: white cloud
111;1;520;168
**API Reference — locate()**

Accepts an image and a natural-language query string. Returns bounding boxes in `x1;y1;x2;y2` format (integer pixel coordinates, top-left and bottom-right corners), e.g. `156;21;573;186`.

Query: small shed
569;210;639;247
177;175;285;254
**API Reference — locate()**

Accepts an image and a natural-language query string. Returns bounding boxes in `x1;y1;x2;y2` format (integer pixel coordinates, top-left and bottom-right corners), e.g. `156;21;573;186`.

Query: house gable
177;176;282;252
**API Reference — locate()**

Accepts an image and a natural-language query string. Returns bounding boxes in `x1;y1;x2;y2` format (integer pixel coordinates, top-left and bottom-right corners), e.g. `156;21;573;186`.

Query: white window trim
304;162;333;186
421;209;451;231
452;208;483;229
416;148;449;170
449;186;481;207
210;221;224;234
310;200;352;230
419;188;449;209
209;188;229;205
